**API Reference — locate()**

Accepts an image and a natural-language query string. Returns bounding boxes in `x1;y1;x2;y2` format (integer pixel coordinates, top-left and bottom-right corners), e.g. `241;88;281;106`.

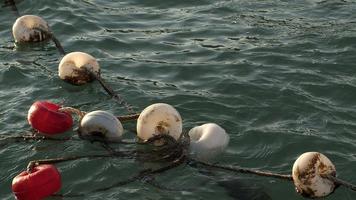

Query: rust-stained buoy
292;152;337;198
137;103;182;141
58;52;100;85
12;15;50;43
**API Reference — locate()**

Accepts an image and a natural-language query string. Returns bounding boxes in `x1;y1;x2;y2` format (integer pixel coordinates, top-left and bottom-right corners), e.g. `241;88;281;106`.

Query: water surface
1;0;356;199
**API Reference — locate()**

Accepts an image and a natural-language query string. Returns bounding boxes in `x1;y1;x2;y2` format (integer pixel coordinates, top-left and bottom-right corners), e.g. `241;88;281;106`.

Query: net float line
59;106;140;122
87;69;135;113
25;134;185;172
26;153;131;172
20;135;187;198
56;155;187;196
193;160;292;181
93;154;187;193
5;4;134;112
193;152;356;198
0;133;73;142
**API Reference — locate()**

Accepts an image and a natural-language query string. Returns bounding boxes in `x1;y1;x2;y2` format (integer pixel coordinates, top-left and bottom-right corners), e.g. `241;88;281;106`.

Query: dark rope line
51;193;84;198
93;154;187;193
194;160;293;181
3;0;20;17
88;70;135;114
117;113;140;122
322;174;356;192
26;153;119;172
59;107;139;123
0;134;73;142
77;132;136;145
50;35;66;55
33;28;66;56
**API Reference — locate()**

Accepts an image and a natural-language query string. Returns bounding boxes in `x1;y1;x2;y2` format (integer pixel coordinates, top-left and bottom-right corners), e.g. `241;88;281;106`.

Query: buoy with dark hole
27;101;73;135
292;152;337;198
137;103;182;141
12;164;61;200
188;123;229;161
58;52;100;85
79;110;124;141
12;15;50;43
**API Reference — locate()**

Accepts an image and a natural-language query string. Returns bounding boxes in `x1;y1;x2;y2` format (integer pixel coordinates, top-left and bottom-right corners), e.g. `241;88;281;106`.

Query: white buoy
136;103;182;141
292;152;337;198
58;52;100;85
12;15;50;43
188;123;229;161
79;110;123;141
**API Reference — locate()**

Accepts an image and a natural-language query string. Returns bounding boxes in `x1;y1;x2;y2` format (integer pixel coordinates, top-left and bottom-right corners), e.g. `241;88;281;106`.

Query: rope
59;107;86;119
92;154;187;192
194;160;293;181
87;69;135;114
26;152;135;172
5;3;132;110
0;134;72;142
117;113;140;122
59;106;139;122
322;174;356;192
33;27;66;56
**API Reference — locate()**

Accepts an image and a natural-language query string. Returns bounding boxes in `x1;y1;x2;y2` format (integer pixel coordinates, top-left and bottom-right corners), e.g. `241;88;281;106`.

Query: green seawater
1;0;356;199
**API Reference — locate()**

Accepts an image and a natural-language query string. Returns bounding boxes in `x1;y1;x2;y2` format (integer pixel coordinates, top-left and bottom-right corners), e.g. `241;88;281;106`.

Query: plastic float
188;123;229;161
12;164;61;200
28;101;73;134
292;152;337;198
12;15;50;43
58;52;100;85
136;103;182;141
79;110;124;141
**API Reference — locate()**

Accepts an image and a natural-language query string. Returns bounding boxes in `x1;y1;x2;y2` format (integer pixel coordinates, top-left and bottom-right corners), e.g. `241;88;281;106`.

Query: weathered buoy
79;110;124;141
292;152;337;198
12;164;61;200
137;103;182;141
28;101;73;134
58;52;100;85
188;123;229;161
12;15;50;43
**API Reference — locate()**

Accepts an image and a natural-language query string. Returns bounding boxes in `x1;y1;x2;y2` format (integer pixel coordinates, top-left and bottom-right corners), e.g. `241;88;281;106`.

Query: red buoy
12;164;62;200
28;101;73;134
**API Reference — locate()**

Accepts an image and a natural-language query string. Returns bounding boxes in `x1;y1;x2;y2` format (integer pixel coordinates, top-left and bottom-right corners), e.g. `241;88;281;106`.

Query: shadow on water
217;178;272;200
191;163;272;200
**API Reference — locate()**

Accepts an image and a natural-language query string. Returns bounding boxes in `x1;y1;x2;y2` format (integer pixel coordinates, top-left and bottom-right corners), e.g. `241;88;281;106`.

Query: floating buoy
79;110;124;141
28;101;73;134
58;52;100;85
12;164;61;200
292;152;337;198
188;123;229;161
137;103;182;141
12;15;50;43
